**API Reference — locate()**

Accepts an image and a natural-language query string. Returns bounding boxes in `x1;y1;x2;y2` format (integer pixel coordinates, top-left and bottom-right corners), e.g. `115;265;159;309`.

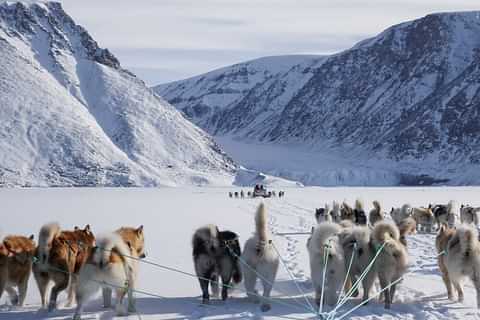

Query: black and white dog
432;201;456;229
192;225;242;303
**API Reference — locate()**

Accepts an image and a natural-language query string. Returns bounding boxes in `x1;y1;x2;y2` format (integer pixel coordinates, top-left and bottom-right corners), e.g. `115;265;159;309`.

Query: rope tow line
271;240;318;314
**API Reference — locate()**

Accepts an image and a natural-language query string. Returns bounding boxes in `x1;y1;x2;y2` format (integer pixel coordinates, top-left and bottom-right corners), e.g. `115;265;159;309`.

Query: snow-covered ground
1;187;480;319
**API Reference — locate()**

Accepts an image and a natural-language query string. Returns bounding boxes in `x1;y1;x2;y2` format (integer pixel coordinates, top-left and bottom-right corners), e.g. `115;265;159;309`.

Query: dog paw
260;303;271;312
202;298;210;305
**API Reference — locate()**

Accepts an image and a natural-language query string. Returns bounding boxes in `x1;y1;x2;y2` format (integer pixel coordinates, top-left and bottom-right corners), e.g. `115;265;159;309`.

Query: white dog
460;205;480;227
74;226;145;319
443;224;480;307
242;203;279;312
390;204;412;226
307;222;346;307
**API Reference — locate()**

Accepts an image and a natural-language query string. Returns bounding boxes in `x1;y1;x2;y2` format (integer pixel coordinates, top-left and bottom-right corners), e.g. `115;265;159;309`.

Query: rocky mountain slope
156;11;480;185
0;1;236;187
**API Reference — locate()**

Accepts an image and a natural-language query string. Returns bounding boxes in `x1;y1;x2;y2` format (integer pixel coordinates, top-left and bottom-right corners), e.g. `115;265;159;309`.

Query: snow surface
1;187;480;319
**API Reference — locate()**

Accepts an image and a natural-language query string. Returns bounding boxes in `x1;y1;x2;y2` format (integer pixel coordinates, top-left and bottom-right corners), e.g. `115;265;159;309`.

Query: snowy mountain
156;12;480;186
0;1;236;187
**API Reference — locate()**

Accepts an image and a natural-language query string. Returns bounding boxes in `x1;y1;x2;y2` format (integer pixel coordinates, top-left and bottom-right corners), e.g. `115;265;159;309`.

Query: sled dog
460;205;480;227
74;226;145;319
438;224;480;307
341;202;355;222
0;235;36;306
307;222;346;307
340;226;377;303
354;199;367;225
411;207;434;232
315;204;332;223
432;201;457;229
242;203;279;312
33;223;95;310
192;224;242;304
390;204;412;226
372;221;408;309
369;200;384;227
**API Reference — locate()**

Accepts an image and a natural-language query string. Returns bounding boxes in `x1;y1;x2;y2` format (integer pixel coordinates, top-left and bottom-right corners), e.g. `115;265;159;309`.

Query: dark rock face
156;12;480;184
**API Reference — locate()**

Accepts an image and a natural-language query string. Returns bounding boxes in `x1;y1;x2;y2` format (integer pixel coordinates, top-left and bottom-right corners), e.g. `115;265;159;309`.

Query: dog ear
29;234;34;240
136;225;144;235
84;224;91;232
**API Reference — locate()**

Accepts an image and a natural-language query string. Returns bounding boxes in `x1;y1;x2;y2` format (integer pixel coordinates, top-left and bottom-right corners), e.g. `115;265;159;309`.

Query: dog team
1;199;479;318
0;223;145;319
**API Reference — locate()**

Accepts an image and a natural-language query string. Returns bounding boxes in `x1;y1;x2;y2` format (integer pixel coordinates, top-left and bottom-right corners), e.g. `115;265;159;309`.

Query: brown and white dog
33;223;95;311
0;235;36;306
74;226;145;319
372;221;408;309
341;201;355;222
437;224;480;307
398;217;417;247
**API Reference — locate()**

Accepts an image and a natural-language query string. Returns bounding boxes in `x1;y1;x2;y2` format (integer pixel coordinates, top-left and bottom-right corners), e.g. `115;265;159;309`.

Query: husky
307;222;346;307
242;203;279;312
372;221;408;309
432;201;457;229
331;201;342;223
74;226;145;319
340;226;377;303
411;207;434;232
341;202;355;222
441;224;480;307
33;223;95;310
241;190;245;198
390;204;412;226
436;224;457;300
353;199;367;225
229;192;233;198
460;205;480;227
369;200;384;227
0;235;36;306
192;225;242;304
398;217;416;247
234;192;239;198
315;204;332;223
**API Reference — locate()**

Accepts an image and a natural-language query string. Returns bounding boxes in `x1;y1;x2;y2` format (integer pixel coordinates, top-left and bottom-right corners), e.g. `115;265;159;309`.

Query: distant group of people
228;185;285;199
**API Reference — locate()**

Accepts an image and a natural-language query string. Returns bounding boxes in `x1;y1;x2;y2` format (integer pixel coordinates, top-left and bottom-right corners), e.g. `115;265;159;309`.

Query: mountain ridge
155;11;480;185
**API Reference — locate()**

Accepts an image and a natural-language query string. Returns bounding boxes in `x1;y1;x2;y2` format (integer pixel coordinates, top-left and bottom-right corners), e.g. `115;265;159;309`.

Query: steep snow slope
1;187;479;319
156;12;480;186
0;1;235;186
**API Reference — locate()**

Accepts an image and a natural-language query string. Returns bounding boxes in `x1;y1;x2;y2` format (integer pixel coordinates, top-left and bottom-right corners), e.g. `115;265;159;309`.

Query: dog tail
255;202;268;243
93;234;132;270
373;200;381;212
37;222;61;264
456;224;478;258
447;200;456;215
355;199;364;211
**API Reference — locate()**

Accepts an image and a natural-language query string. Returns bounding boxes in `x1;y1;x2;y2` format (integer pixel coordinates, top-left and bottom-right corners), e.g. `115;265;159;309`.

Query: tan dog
398;217;417;247
437;224;480;307
412;207;434;232
0;235;36;306
435;224;456;300
372;221;408;309
33;223;95;310
341;201;355;222
74;226;145;319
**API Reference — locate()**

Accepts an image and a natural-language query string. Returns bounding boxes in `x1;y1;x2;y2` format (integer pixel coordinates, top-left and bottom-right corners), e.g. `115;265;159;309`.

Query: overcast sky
57;0;479;85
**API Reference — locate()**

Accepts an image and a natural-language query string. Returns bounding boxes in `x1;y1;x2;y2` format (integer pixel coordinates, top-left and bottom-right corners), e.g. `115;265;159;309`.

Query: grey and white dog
460;205;480;227
192;225;242;304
